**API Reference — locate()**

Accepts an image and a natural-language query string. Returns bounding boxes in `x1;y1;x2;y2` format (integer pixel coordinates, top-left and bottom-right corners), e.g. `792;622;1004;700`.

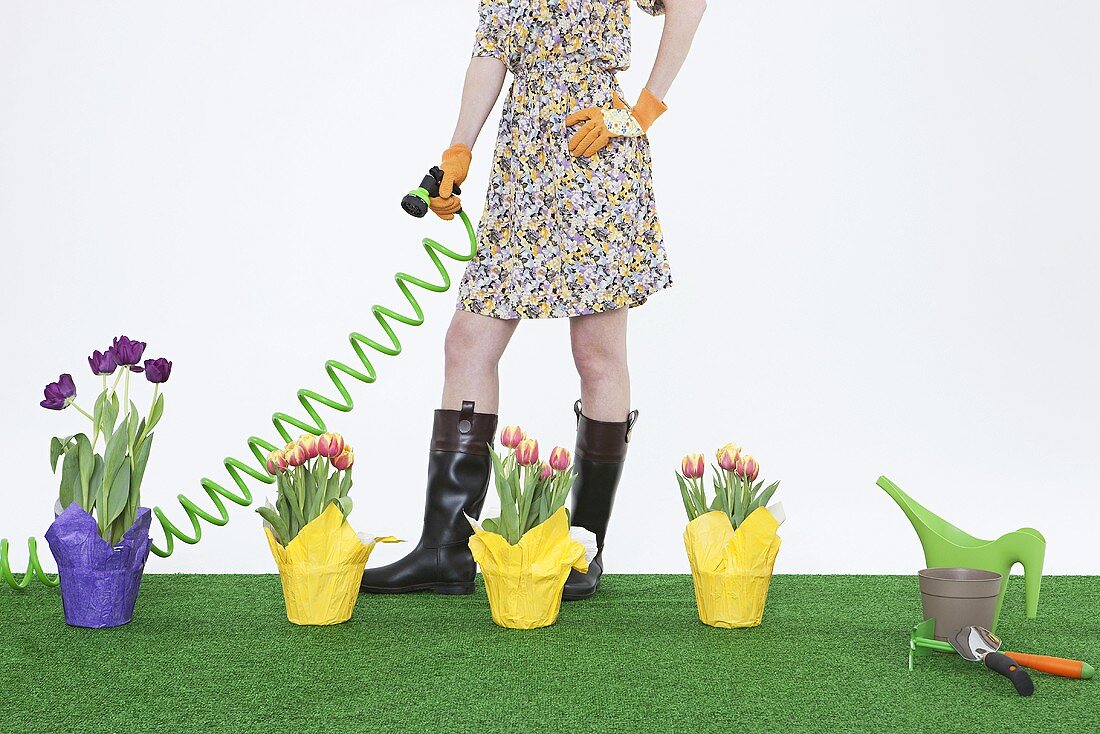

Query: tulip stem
135;385;159;449
123;369;130;422
70;402;95;423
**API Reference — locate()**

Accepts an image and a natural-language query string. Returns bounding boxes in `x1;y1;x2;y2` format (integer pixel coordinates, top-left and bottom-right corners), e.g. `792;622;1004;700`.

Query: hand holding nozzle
401;144;471;221
401;167;460;218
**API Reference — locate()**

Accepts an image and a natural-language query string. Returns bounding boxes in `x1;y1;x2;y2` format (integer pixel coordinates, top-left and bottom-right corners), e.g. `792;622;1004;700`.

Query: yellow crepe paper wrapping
265;503;399;626
468;507;588;629
684;507;781;629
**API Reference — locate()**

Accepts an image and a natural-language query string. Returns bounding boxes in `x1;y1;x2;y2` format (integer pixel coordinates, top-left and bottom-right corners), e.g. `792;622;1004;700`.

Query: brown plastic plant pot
918;567;1003;641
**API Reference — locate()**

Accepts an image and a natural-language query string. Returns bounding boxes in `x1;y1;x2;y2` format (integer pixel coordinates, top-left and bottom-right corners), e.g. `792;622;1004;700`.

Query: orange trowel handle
1004;652;1094;680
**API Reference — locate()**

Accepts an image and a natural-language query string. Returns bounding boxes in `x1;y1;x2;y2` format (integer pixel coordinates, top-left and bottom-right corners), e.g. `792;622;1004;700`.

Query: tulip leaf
752;481;781;513
257;506;290;546
676;473;697;520
481;517;499;534
275;492;295;542
517;470;537;535
100;428;129;531
101;428;128;489
146;393;165;433
58;445;81;510
106;461;131;534
50;437;64;472
77;434;94;507
317;468;330;507
97;392;119;441
312;459;328;517
281;481;306;529
129;432;154;518
86;454;104;513
302;471;319;524
339;469;353;498
126;406;140;449
329;496;353;520
50;435;75;472
710;492;725;513
325;473;343;507
107;392;121;434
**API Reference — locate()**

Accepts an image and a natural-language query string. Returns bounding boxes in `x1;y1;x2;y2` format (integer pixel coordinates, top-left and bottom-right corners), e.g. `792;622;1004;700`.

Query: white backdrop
2;1;1097;576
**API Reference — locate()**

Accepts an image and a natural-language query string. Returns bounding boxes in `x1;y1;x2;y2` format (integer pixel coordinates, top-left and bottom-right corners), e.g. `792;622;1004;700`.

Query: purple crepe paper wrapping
45;504;152;629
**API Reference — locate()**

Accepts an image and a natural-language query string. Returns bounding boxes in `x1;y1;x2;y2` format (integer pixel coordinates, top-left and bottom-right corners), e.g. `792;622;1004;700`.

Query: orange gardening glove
431;143;472;221
565;88;668;158
430;194;463;221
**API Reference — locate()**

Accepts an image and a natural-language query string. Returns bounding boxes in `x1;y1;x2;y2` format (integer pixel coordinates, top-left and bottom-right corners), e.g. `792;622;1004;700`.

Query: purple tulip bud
108;335;146;367
87;349;117;376
143;357;173;384
40;373;76;411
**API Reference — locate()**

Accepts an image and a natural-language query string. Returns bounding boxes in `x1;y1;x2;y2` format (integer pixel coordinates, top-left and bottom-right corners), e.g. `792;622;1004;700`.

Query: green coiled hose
2;211;477;588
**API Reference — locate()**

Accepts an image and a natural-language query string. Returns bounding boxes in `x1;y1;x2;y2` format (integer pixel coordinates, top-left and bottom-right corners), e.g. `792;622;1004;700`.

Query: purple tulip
41;374;76;410
87;349;117;376
109;335;146;371
143;358;173;384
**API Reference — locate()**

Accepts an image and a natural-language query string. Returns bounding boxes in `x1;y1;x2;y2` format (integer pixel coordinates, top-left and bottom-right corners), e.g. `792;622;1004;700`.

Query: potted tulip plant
42;335;171;628
467;426;595;630
675;443;786;629
258;432;397;626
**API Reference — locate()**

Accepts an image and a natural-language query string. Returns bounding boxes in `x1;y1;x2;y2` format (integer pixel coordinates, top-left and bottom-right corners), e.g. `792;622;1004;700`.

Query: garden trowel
948;625;1034;696
910;619;1093;694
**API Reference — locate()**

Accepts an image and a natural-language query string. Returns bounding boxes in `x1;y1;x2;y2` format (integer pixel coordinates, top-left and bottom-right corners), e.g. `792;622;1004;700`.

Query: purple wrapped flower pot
45;504;152;629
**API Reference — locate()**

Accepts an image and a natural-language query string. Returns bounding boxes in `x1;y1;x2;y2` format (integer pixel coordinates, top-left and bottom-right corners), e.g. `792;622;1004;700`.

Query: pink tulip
539;462;553;480
500;425;525;449
317;432;345;459
266;449;288;475
716;443;740;472
741;454;760;482
681;453;705;479
332;446;355;471
549;446;571;472
298;433;319;459
515;438;539;466
284;442;308;467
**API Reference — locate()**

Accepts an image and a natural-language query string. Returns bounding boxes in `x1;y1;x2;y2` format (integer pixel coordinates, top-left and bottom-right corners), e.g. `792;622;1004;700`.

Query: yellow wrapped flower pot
684;507;782;628
258;432;398;626
265;503;397;626
469;507;588;629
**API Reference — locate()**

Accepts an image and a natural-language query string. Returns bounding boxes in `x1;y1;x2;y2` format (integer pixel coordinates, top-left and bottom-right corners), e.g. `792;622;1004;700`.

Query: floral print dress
457;0;673;319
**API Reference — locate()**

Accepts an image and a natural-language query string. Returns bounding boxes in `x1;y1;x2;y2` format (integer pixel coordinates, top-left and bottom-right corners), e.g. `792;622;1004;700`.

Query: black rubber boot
562;399;638;601
360;401;498;595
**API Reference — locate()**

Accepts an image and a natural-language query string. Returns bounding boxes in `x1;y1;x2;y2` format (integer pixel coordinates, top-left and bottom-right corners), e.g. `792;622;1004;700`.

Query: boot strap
458;400;475;434
431;402;499;455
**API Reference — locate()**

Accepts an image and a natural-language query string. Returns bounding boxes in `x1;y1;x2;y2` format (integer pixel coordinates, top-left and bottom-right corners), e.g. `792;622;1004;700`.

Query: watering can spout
876;475;973;551
877;475;921;530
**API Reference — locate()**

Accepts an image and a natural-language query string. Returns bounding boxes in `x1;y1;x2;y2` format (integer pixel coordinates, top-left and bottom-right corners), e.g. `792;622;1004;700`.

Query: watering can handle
985;652;1035;696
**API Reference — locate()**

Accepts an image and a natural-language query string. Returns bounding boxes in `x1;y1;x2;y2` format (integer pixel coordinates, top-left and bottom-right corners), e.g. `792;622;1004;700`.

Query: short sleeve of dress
472;0;507;61
636;0;666;16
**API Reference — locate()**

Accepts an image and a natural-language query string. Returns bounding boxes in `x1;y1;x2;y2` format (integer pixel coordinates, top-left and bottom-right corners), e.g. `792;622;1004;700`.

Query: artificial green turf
1;575;1097;733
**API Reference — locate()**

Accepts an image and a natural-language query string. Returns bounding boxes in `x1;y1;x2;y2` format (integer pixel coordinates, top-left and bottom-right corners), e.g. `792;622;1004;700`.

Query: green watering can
878;476;1046;630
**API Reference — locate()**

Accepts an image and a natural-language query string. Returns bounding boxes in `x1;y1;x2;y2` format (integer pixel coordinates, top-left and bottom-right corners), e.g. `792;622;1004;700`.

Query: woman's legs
570;307;630;419
564;307;635;600
442;309;520;412
361;309;517;595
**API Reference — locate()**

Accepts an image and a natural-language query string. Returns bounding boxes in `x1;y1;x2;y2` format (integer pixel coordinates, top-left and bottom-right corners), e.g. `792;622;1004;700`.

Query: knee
572;340;626;385
444;318;496;372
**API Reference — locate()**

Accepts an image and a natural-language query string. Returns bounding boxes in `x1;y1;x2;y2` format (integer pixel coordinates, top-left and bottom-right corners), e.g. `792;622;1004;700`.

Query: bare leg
569;307;630;420
441;309;520;413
